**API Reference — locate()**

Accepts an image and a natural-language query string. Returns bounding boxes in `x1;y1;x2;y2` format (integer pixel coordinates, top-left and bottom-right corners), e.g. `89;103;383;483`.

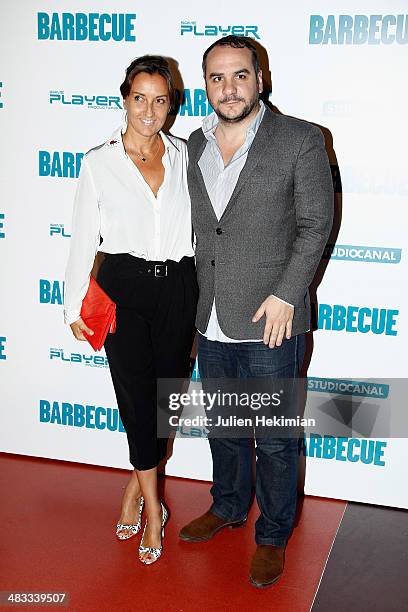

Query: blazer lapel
193;136;219;224
220;108;276;222
191;106;277;224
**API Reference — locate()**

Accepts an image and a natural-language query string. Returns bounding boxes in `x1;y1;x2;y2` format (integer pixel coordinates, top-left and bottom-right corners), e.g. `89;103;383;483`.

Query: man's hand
252;296;294;348
70;317;94;341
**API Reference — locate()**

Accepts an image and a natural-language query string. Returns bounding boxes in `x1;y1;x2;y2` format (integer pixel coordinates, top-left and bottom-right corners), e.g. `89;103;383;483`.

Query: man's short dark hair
202;36;260;77
120;55;175;110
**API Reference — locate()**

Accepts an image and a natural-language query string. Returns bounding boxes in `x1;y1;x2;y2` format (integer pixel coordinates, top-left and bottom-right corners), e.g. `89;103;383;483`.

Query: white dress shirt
198;101;293;343
64;126;194;325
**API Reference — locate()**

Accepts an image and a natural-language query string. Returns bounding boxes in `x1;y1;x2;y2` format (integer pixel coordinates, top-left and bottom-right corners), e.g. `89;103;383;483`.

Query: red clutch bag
80;276;116;352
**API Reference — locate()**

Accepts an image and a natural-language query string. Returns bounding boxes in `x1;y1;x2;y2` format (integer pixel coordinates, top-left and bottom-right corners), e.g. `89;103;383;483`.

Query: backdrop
1;0;407;508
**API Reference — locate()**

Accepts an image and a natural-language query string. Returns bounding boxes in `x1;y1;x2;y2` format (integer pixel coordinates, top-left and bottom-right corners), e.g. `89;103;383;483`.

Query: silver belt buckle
155;264;167;277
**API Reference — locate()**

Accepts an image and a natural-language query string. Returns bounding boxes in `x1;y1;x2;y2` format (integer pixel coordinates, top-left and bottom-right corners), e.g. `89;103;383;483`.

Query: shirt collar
202;99;266;142
106;126;179;154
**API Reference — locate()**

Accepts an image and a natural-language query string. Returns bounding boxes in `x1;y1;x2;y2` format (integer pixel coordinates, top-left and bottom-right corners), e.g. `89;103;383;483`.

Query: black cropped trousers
97;253;197;470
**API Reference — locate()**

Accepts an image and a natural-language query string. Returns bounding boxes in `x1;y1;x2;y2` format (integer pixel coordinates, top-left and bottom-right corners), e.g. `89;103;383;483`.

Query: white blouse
63;126;194;325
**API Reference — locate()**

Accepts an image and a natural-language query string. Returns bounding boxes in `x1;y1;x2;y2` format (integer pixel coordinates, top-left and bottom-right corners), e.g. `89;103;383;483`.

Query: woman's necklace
128;135;161;163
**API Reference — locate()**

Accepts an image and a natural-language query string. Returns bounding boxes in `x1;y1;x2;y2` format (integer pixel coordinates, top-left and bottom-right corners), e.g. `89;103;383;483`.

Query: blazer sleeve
273;125;334;306
63;156;101;325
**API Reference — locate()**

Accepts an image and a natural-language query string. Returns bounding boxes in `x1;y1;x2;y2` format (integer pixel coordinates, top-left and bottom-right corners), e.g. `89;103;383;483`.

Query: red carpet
0;453;346;611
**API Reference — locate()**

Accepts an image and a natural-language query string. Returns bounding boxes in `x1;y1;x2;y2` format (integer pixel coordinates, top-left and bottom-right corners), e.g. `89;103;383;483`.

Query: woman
64;56;197;565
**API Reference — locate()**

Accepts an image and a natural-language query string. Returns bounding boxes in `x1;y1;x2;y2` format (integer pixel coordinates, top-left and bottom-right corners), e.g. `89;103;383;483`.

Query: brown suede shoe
249;545;286;588
179;510;246;542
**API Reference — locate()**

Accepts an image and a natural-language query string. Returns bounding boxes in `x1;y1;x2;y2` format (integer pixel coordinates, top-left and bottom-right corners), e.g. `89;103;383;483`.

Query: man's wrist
270;294;294;308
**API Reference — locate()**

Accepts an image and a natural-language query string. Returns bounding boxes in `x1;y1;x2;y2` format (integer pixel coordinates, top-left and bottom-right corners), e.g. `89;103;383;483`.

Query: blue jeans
198;333;306;546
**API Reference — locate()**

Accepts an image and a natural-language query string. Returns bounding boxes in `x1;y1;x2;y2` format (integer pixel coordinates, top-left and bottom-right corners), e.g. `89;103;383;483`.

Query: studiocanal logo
49;91;122;110
39;280;64;305
323;244;402;264
0;213;5;238
39;151;83;178
307;377;389;398
303;376;389;466
37;12;137;41
309;14;408;44
180;21;260;39
0;336;6;360
50;224;70;238
322;100;357;117
39;399;125;432
341;166;408;197
317;304;399;336
50;348;108;368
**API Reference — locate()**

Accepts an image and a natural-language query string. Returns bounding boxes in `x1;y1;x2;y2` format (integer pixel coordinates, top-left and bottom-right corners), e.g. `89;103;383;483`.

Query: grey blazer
187;106;334;339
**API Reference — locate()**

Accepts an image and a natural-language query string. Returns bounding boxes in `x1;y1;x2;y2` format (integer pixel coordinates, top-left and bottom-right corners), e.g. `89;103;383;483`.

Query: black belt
104;254;193;277
136;262;168;277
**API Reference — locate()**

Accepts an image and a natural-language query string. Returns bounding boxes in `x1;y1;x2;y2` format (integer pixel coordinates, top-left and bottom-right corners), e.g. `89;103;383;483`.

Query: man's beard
213;93;259;123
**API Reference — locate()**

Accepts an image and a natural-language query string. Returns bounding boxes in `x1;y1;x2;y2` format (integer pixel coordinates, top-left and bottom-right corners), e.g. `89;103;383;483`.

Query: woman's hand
70;317;94;341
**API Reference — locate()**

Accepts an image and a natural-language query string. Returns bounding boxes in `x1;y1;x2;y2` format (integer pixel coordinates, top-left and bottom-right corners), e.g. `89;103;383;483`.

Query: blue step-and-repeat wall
1;1;407;508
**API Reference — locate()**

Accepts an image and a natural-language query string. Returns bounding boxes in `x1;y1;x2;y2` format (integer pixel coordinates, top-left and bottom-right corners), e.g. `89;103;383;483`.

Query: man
179;36;333;588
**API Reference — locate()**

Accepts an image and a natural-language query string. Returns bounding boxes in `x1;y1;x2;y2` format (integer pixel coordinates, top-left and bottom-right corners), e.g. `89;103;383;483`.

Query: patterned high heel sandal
138;502;168;565
115;496;144;540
